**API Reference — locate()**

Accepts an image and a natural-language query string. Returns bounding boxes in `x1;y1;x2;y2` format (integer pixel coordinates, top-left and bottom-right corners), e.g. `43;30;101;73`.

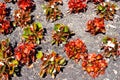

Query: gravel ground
0;0;120;80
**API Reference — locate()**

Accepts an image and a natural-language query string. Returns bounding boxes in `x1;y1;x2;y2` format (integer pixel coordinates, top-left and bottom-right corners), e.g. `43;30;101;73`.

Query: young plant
40;51;66;78
0;39;19;80
14;42;36;66
82;53;108;78
22;22;44;44
101;36;120;60
0;20;11;34
17;0;35;11
68;0;87;13
86;17;105;35
45;0;63;6
13;9;31;27
52;24;73;45
0;2;6;21
42;5;63;22
64;39;87;62
96;2;118;20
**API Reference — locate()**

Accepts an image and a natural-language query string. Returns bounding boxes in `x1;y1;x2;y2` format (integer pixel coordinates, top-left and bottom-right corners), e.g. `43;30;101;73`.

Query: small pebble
104;78;110;80
62;78;67;80
113;69;117;75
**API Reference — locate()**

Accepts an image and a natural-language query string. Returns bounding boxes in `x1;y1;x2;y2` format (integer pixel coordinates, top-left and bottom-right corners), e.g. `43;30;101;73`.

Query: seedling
101;36;120;60
13;9;31;27
96;2;118;20
42;5;63;22
52;24;73;45
40;51;66;78
0;39;19;80
22;22;44;44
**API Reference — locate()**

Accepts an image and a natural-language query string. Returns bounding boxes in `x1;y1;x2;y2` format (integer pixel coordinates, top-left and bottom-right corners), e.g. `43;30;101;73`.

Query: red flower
65;39;87;62
14;42;36;65
82;53;108;78
17;0;34;10
0;20;11;34
0;2;6;21
68;0;87;13
86;17;105;35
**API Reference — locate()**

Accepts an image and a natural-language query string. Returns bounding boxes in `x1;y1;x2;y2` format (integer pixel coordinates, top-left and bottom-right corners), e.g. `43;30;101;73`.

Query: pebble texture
0;0;120;80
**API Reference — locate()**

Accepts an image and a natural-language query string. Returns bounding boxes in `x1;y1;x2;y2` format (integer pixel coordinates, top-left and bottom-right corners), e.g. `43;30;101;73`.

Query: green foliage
42;5;63;22
0;39;19;80
96;2;118;20
22;22;44;44
39;51;66;78
52;23;74;45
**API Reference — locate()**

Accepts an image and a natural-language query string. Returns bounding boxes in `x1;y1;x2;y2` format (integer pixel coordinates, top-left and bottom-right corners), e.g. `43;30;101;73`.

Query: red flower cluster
13;9;31;27
0;2;11;34
17;0;34;11
68;0;87;13
0;20;10;34
86;17;105;35
65;39;87;62
82;53;108;78
0;2;6;21
14;42;36;66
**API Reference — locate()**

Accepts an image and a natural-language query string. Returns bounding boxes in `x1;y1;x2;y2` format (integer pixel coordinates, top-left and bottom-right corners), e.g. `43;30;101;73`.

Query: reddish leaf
64;39;87;62
86;17;105;35
68;0;87;13
17;0;34;11
0;2;6;21
14;42;36;66
82;53;108;78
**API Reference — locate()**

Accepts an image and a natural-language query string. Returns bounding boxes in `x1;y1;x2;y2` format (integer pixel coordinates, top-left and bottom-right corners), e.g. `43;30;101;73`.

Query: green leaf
36;22;42;29
49;67;54;74
101;7;106;13
97;5;103;10
54;24;61;31
102;36;108;44
36;38;40;44
36;51;43;59
59;58;66;65
0;65;5;74
23;27;33;35
9;67;15;75
63;26;69;32
40;69;46;78
112;38;116;43
0;51;3;59
22;35;29;39
11;60;19;65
